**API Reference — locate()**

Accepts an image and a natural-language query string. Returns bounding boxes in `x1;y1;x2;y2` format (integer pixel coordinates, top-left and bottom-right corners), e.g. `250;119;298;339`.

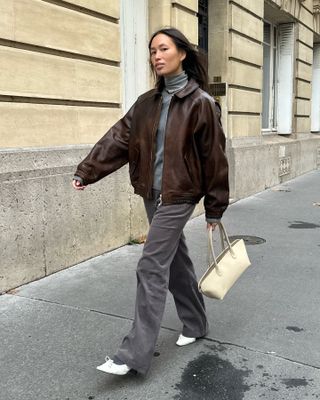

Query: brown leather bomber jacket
74;79;229;219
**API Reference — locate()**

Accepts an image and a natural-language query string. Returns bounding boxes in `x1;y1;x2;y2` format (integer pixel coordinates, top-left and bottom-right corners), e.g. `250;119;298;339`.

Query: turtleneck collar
164;71;188;94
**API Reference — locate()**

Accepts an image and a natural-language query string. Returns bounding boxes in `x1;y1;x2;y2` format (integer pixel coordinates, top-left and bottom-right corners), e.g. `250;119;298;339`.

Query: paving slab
1;294;320;400
13;171;320;368
1;170;320;399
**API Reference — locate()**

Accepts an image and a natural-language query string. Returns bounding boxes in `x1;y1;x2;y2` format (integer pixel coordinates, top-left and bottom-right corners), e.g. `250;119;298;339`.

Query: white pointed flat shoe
96;356;130;375
176;334;196;347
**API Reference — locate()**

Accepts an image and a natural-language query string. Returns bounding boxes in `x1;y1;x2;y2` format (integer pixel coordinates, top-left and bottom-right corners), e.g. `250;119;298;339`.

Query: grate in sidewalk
228;235;266;245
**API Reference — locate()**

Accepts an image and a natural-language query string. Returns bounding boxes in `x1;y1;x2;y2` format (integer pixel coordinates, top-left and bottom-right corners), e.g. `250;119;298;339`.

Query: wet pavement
1;170;320;400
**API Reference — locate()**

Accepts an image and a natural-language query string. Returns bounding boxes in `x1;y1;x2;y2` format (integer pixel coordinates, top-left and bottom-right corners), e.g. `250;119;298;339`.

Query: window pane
272;47;277;128
311;44;320;132
262;42;271;129
264;22;271;44
273;26;277;47
277;23;294;134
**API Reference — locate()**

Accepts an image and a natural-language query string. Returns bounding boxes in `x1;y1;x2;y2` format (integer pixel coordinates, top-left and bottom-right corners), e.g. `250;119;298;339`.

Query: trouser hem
182;329;209;338
115;354;149;376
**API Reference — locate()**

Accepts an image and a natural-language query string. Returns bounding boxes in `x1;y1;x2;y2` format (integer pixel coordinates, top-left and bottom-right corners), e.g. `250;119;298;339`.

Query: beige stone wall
1;0;319;293
266;0;317;134
315;0;320;33
149;0;198;44
210;0;320;139
208;0;320;204
295;22;314;132
0;0;206;292
209;0;264;138
0;0;121;148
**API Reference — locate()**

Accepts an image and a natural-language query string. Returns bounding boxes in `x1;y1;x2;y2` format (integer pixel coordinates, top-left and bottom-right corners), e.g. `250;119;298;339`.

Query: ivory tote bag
198;223;251;300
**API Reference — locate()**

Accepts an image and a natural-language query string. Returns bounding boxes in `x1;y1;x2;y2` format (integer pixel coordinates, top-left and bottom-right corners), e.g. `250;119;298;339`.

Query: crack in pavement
7;293;320;372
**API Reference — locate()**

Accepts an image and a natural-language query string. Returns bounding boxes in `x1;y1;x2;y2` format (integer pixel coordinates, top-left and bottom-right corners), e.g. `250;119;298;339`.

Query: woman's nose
155;50;161;60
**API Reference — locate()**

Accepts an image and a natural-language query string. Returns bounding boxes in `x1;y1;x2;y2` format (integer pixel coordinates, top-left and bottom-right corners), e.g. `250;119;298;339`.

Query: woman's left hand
72;179;87;190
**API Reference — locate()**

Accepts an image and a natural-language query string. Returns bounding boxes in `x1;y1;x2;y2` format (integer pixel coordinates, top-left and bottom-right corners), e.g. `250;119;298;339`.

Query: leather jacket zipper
148;97;163;198
160;95;175;205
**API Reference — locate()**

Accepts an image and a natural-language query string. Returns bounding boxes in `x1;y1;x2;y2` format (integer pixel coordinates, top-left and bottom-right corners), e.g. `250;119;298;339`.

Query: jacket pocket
184;154;202;190
129;149;140;183
184;155;193;183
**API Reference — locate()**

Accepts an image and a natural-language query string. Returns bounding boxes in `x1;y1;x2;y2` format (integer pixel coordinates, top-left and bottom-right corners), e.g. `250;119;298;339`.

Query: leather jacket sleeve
74;103;135;185
195;97;229;219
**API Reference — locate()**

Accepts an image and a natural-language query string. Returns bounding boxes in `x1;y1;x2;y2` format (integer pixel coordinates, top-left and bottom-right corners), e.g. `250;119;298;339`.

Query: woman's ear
180;50;187;62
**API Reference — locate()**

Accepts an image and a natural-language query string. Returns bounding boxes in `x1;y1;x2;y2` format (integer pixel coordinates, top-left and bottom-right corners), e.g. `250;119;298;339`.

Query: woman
72;27;229;376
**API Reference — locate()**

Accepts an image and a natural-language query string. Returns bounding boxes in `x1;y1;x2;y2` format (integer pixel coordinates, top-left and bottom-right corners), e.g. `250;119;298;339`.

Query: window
262;22;278;131
262;22;294;134
277;23;294;134
311;44;320;132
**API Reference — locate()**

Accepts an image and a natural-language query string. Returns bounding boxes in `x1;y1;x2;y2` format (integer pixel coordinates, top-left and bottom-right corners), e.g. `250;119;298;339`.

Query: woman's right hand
207;222;218;231
72;179;86;190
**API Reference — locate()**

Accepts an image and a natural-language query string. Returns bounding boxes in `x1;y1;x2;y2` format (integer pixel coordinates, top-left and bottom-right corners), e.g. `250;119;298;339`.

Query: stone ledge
227;133;320;200
228;132;320;149
0;145;92;174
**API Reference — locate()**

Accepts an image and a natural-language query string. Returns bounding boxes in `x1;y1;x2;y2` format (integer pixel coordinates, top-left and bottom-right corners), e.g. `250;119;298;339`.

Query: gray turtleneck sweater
152;71;188;191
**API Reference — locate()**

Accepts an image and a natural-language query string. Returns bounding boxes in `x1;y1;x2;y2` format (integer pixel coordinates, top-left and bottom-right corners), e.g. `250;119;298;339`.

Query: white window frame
262;22;295;135
262;21;278;133
120;0;149;113
276;23;295;134
311;43;320;132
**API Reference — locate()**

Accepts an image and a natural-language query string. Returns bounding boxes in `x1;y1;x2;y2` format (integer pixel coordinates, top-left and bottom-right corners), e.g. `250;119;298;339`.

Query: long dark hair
148;27;209;93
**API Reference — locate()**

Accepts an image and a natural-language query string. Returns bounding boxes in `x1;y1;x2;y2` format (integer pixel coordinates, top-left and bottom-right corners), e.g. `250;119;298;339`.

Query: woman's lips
155;64;165;70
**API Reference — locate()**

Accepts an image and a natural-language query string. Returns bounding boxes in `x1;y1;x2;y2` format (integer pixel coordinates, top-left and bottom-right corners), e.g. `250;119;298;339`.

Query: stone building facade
209;0;320;199
1;0;319;291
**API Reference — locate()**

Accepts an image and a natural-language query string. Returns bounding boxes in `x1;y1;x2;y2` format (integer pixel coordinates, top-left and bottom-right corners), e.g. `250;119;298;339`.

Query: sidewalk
1;170;320;400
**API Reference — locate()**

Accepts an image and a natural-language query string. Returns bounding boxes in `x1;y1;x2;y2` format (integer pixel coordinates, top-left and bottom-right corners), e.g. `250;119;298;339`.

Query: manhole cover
228;235;266;245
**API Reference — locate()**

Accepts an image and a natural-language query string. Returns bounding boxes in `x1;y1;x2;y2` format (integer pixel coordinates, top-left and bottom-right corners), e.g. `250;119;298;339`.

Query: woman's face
150;33;186;77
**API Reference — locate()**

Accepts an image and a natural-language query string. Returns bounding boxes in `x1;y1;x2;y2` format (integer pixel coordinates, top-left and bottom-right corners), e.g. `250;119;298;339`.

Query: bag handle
218;222;235;252
207;223;236;272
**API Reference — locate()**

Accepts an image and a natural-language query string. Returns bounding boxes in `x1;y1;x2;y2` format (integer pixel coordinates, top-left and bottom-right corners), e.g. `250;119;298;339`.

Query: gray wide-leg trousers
115;191;208;374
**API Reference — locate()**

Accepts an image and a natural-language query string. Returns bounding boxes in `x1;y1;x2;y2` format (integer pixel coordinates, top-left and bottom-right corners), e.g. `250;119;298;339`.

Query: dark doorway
198;0;208;52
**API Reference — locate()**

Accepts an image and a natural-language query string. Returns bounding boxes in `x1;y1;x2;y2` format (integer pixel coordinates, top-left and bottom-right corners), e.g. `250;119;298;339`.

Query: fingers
207;222;218;230
72;180;86;190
